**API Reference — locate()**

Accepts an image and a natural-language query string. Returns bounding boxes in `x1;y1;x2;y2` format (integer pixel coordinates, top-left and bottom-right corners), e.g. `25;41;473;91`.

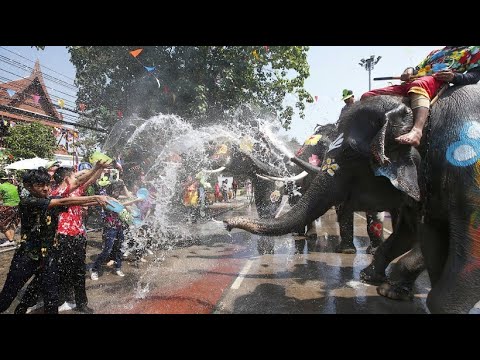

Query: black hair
53;167;74;185
23;167;51;185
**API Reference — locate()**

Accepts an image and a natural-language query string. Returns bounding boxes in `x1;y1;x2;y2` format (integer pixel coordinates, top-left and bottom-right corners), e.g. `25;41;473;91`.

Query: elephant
278;123;385;254
225;84;480;313
204;133;295;254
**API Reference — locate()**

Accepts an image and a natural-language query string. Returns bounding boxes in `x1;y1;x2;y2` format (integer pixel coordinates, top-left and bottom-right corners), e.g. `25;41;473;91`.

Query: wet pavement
0;195;433;314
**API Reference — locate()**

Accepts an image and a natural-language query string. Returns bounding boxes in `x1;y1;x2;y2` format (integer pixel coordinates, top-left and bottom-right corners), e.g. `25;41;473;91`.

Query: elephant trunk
224;173;339;235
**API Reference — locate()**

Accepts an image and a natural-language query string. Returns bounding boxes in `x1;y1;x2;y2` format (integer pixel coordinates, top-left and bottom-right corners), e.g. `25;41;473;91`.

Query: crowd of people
0;158;156;314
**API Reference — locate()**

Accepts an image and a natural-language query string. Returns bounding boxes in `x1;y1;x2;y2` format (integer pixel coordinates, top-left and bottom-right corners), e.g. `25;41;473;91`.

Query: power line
0;46;76;82
0;55;78;91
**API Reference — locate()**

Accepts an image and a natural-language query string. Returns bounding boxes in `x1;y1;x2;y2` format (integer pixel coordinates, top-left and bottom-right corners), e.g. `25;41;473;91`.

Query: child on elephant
361;46;480;147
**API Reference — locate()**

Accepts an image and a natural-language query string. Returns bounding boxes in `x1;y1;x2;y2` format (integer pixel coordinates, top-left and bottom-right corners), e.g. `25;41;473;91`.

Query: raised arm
71;160;110;190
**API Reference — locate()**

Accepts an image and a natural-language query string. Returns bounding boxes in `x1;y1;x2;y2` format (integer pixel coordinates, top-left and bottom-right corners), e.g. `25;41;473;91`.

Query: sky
0;46;441;142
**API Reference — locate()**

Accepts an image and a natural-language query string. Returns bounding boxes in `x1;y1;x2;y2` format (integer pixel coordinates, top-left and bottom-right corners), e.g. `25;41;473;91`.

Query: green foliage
68;46;312;135
4;123;56;160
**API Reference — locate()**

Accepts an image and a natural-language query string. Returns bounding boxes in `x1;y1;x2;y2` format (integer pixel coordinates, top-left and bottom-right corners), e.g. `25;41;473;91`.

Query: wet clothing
51;185;86;237
0;195;66;313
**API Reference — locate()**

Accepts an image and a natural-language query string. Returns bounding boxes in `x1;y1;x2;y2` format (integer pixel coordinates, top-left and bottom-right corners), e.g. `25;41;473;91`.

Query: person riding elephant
225;83;480;313
362;46;480;147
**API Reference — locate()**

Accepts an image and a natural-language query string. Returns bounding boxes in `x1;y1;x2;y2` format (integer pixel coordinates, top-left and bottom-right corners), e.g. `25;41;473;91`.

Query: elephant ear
369;104;420;202
371;148;420;201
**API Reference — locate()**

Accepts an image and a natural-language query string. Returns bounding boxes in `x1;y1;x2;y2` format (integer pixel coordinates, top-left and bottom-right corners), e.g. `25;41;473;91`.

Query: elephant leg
425;213;480;313
360;209;416;285
335;206;356;254
376;242;425;301
366;211;384;254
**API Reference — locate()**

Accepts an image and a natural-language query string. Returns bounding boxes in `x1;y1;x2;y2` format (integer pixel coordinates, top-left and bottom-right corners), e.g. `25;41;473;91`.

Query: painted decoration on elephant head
304;134;322;146
239;136;254;153
212;144;230;160
270;190;281;203
321;158;339;176
446;121;480;167
327;133;344;153
295;133;322;157
308;154;321;166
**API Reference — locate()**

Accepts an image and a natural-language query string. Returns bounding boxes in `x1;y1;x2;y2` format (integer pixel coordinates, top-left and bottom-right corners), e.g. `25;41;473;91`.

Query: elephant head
224;95;421;235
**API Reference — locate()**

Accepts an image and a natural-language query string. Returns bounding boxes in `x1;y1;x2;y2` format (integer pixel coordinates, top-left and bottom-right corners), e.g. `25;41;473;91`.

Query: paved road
0;197;432;314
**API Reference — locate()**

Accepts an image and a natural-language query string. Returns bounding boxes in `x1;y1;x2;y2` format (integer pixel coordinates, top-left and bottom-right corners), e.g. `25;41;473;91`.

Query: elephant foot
335;242;356;254
366;245;379;255
376;281;414;301
360;264;386;285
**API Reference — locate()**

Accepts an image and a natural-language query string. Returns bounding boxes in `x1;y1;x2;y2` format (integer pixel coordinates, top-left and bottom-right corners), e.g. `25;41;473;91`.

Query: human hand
94;159;111;169
95;195;110;207
433;70;455;82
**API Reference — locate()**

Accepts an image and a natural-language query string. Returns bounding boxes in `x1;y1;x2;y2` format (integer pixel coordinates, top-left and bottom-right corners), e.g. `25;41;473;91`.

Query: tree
68;46;312;140
4;123;57;160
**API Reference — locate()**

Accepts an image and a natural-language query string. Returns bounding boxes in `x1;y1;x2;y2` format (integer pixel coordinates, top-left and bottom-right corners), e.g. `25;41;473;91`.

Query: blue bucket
136;188;149;200
106;199;125;213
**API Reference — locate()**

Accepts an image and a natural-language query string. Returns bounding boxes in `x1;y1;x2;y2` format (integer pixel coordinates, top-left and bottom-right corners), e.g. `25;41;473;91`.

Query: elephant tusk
202;166;226;174
290;157;322;174
256;174;276;182
256;171;309;182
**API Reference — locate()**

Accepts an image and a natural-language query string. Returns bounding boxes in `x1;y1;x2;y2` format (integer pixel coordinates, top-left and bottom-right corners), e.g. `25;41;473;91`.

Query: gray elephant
225;84;480;313
284;123;385;254
205;136;291;254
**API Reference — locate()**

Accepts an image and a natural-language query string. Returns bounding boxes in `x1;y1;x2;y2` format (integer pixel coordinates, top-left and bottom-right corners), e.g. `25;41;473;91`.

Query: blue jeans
92;227;124;272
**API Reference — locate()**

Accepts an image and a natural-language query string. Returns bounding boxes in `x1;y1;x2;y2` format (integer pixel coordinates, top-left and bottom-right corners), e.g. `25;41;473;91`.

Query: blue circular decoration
446;140;479;167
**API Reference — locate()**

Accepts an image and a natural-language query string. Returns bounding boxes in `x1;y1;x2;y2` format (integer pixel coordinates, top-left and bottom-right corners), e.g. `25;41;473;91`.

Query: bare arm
70;160;110;191
48;195;110;208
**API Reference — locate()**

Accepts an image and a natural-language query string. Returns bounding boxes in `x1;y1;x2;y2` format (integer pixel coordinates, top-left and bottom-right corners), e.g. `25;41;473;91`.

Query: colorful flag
6;89;16;97
314;96;318;102
252;50;260;60
33;94;40;104
58;99;65;108
155;77;161;88
129;49;143;58
117;110;123;118
264;46;269;52
144;66;155;72
79;103;86;111
163;85;169;94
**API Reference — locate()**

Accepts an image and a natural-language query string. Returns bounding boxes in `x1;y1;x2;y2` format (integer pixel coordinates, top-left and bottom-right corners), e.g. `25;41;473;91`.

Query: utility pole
359;55;382;91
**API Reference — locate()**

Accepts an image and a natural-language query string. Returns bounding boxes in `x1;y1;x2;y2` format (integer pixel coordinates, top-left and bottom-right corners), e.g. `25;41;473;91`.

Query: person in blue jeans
90;180;129;280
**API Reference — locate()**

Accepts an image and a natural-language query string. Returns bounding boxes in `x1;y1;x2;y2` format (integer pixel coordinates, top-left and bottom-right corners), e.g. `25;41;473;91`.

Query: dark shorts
0;205;19;232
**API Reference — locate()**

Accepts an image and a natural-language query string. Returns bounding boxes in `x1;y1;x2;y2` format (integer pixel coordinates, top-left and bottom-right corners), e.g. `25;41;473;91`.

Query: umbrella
4;157;49;170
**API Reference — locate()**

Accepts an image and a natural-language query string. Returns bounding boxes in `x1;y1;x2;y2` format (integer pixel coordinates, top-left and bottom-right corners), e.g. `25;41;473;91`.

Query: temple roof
0;60;64;126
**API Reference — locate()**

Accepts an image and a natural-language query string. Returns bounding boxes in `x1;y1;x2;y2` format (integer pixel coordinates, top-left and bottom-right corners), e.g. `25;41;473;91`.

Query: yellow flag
58;99;65;108
252;50;259;60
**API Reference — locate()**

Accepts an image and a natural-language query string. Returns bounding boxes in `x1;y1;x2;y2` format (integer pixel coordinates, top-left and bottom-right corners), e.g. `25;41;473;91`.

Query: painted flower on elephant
308;154;321;166
321;158;339;176
270;190;281;203
304;134;322;146
239;136;254;153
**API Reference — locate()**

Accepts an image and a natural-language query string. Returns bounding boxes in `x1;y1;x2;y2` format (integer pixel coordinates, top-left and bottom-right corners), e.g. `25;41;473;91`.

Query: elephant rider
361;46;480;147
341;89;355;109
